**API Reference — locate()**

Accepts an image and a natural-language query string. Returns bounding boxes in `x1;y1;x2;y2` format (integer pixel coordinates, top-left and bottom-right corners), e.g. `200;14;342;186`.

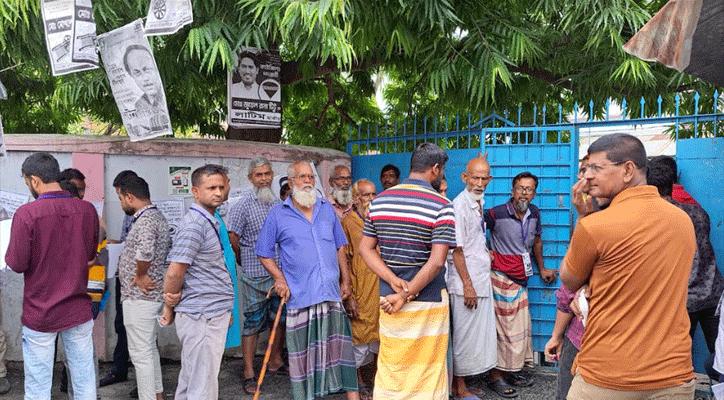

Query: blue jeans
23;319;96;400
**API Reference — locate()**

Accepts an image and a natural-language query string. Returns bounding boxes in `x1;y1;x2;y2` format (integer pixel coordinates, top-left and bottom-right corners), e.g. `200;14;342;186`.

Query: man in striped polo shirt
162;164;235;400
359;143;457;400
484;171;557;395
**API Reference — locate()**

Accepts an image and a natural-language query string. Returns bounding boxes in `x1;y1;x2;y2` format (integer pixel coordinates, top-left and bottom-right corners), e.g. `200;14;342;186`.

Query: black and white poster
41;0;99;76
227;47;282;128
144;0;193;36
97;19;172;142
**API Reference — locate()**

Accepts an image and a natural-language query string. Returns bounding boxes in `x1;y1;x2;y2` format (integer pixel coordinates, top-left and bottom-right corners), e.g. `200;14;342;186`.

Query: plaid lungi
374;289;450;399
491;270;534;371
286;301;358;400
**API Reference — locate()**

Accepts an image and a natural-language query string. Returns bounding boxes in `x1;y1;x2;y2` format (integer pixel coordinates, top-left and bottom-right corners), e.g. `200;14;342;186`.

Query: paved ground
0;357;560;399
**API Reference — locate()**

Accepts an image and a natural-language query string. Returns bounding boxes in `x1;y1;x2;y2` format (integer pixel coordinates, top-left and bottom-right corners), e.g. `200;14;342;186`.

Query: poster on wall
41;0;99;76
144;0;193;36
168;166;191;195
97;19;172;142
155;198;185;239
227;47;282;129
0;190;29;220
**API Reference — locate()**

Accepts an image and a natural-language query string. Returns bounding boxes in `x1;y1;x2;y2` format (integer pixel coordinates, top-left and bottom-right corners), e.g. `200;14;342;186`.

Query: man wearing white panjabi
446;154;497;400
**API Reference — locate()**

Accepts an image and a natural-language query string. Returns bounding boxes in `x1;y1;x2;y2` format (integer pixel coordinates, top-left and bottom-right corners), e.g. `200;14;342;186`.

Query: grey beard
254;186;276;204
293;187;317;208
468;190;483;201
515;199;529;213
332;188;353;206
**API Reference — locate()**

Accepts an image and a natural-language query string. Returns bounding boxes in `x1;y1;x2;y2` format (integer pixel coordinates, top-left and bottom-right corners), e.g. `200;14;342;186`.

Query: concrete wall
0;134;350;361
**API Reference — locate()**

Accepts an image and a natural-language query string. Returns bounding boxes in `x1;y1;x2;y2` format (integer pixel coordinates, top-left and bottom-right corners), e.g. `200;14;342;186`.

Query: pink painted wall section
72;152;106;358
72;152;105;202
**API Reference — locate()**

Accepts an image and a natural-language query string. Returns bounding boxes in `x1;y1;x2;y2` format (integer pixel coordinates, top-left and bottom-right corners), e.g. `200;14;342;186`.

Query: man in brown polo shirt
561;133;696;399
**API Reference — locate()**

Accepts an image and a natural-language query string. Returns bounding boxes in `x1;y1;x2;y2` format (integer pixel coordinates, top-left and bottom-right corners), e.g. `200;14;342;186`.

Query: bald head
466;156;490;174
462;155;492;200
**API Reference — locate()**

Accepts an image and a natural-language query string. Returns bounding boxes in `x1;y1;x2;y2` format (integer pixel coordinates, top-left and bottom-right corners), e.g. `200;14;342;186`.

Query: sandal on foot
269;362;289;375
243;377;257;395
504;373;533;387
487;379;518;398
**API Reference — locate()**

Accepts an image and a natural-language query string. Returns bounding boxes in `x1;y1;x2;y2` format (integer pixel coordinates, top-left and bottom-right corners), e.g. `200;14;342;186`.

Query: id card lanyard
37;193;72;200
133;205;157;222
520;213;534;277
191;208;222;245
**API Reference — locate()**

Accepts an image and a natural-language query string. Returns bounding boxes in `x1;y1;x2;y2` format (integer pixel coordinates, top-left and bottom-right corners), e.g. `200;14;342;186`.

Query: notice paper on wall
0;190;29;220
105;243;124;279
0;219;11;270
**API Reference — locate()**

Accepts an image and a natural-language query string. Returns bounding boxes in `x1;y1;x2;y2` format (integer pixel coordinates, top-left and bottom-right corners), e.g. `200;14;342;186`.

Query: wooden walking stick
253;289;287;400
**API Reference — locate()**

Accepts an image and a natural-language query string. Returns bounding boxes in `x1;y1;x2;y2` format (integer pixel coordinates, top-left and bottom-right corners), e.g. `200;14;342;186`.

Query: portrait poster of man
97;19;172;142
41;0;99;76
227;46;282;129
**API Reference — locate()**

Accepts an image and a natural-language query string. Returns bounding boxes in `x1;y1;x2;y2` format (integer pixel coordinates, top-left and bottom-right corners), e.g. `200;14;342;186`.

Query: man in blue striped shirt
163;164;234;400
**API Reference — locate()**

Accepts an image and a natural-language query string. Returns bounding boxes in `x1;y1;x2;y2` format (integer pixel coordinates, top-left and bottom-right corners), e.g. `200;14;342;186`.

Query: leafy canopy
0;0;719;146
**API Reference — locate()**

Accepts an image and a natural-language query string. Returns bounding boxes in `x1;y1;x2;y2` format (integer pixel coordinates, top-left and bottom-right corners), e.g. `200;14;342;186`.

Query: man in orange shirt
561;133;696;399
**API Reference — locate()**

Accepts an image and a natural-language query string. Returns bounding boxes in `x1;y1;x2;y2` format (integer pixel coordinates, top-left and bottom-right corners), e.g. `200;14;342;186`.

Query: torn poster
97;19;173;141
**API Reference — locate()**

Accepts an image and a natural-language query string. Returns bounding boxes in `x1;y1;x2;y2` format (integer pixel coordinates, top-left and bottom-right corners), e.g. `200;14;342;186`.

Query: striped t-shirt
363;178;456;302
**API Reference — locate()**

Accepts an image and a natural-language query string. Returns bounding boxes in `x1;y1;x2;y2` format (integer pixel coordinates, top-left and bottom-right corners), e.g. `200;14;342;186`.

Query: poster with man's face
97;19;172;141
227;47;282;129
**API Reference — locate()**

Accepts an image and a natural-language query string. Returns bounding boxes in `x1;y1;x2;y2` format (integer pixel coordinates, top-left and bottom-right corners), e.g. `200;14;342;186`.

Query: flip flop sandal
243;377;257;395
487;378;518;398
269;362;289;375
505;373;533;387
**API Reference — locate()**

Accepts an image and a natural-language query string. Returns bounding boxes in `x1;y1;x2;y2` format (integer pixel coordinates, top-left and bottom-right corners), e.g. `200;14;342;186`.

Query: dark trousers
689;306;719;353
556;336;579;400
111;278;130;378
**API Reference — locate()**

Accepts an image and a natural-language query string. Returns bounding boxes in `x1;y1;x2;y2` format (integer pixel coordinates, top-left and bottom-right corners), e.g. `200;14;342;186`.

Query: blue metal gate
678;136;724;374
348;92;724;372
347;116;579;357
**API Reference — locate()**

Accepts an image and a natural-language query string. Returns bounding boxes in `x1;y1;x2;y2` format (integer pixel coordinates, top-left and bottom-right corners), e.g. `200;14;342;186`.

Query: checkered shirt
227;189;280;278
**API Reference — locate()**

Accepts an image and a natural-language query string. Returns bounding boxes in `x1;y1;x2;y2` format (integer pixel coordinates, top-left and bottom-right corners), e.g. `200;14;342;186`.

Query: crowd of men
2;132;723;400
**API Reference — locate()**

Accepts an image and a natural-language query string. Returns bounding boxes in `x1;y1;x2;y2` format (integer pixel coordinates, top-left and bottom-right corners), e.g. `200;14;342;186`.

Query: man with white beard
484;171;557;396
447;155;497;400
227;157;286;395
327;165;354;220
256;161;359;400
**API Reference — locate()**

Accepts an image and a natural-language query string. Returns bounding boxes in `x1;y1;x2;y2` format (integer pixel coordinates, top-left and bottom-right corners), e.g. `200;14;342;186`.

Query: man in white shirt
447;154;497;399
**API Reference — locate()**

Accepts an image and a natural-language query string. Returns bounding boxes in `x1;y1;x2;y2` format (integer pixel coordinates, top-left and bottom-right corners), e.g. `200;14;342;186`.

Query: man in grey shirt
163;164;235;400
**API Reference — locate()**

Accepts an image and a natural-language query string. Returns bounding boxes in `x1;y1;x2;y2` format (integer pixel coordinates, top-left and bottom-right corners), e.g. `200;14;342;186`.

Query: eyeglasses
292;174;315;181
581;162;624;174
514;186;536;194
331;176;352;182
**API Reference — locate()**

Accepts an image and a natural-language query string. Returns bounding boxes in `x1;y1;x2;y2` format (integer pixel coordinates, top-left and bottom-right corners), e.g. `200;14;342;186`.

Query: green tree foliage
0;0;720;146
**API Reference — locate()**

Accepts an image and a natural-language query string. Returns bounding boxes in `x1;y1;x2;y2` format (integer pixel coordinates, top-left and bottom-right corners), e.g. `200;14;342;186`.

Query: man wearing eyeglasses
561;133;696;399
484;171;557;396
327;164;354;220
